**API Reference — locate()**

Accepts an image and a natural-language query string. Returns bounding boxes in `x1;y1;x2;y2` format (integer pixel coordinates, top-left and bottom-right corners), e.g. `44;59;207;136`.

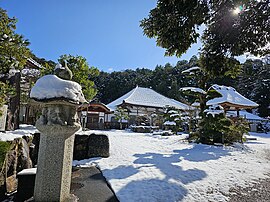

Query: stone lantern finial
54;61;73;80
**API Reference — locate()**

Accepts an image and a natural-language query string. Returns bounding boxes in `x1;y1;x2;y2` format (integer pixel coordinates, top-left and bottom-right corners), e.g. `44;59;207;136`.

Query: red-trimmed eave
219;102;258;110
78;103;112;114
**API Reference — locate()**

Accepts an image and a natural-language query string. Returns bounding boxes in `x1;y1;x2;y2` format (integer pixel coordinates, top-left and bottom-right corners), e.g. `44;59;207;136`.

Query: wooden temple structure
78;102;112;130
206;84;259;116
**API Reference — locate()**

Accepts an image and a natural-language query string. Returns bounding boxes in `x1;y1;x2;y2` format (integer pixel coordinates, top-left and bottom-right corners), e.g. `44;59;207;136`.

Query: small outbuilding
207;84;262;132
78;102;112;130
207;84;259;114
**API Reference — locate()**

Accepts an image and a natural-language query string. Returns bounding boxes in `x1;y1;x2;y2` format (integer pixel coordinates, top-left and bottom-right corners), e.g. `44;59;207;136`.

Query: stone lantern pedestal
30;63;86;201
34;101;80;202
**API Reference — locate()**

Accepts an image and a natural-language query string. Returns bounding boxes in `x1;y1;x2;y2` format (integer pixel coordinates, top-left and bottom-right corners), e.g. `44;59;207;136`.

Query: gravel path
228;174;270;202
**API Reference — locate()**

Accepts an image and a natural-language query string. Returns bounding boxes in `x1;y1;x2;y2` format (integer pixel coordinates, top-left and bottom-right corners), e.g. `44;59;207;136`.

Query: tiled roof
107;86;190;111
207;84;258;108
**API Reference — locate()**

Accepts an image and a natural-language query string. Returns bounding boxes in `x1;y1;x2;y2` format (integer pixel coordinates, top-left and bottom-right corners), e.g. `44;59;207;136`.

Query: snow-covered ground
74;130;270;202
1;126;270;201
0;124;38;141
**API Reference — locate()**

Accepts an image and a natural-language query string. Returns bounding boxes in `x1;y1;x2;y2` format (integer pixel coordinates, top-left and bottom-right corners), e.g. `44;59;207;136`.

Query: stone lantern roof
30;63;86;105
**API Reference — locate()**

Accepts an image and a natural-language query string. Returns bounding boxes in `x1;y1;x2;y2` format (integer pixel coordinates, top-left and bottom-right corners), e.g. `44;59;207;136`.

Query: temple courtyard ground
1;126;270;201
74;130;270;202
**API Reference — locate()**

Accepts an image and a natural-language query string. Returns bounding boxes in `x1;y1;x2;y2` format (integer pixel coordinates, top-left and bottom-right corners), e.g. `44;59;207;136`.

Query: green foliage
182;84;246;144
0;82;10;109
236;59;270;117
227;118;249;144
140;0;209;57
209;58;270;118
115;107;130;121
199;108;231;144
163;106;183;133
188;131;200;143
140;0;269;110
0;8;30;108
58;55;100;100
199;51;242;78
95;58;197;104
95;56;269;118
0;141;11;169
0;8;30;73
95;68;154;104
206;89;222;101
115;107;130;129
199;107;249;145
204;1;269;57
141;1;269;58
39;61;56;76
0;79;16;115
39;54;100;100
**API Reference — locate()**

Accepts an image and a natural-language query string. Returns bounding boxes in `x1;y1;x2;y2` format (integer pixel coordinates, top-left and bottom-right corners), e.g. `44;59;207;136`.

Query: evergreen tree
0;8;31;129
254;63;270;117
235;59;270;117
141;0;269;58
141;0;269;112
200;105;231;144
140;0;269;143
0;8;30;75
163;106;183;134
94;57;199;105
114;107;129;130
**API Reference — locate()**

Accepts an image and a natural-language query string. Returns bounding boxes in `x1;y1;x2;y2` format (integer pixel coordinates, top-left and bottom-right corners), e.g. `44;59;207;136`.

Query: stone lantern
30;63;86;201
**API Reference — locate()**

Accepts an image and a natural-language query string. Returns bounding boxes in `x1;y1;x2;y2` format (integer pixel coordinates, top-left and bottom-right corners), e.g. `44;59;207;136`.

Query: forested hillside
94;56;270;117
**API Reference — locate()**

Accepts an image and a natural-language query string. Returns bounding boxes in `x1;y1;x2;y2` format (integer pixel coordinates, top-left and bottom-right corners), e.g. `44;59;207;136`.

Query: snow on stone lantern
30;63;86;201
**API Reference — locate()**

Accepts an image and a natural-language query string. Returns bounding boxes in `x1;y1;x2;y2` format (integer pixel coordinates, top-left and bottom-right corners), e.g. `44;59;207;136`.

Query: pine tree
0;8;31;130
236;59;270;117
141;1;269;58
114;107;129;130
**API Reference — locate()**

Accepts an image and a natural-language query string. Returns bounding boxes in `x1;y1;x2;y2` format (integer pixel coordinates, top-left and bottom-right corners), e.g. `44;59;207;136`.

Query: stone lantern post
30;63;86;201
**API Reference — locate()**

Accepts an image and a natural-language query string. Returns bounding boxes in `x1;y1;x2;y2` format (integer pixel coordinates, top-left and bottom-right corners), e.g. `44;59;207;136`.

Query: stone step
15;166;119;202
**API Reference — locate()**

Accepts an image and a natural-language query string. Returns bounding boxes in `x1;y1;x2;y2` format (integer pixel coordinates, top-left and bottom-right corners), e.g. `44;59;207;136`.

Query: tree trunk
7;72;21;130
120;121;122;130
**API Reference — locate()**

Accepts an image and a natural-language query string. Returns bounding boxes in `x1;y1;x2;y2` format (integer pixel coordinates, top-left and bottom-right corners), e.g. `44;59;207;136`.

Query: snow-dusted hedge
130;125;159;133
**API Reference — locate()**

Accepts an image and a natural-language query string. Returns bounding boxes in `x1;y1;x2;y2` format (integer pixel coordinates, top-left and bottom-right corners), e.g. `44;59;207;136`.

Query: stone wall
32;132;110;162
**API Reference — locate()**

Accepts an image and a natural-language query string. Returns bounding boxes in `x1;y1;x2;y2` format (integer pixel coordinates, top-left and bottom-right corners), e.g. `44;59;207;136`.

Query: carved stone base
34;103;81;202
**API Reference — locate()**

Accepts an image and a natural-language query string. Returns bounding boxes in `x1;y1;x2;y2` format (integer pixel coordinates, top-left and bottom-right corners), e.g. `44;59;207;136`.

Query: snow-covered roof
107;86;190;111
180;87;206;94
182;66;201;74
27;58;43;69
207;84;258;108
30;75;86;103
226;110;267;121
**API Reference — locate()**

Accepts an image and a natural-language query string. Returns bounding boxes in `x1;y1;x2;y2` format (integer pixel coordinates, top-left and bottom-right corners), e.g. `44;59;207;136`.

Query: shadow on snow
102;143;232;201
173;143;231;162
117;179;188;202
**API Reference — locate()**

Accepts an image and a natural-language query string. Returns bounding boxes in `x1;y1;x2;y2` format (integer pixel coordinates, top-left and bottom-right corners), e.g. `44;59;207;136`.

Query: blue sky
0;0;202;72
